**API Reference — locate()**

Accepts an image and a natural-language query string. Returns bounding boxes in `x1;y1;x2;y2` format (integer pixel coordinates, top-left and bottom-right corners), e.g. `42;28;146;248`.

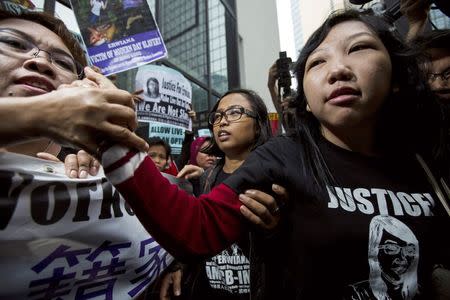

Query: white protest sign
136;65;192;129
136;65;192;154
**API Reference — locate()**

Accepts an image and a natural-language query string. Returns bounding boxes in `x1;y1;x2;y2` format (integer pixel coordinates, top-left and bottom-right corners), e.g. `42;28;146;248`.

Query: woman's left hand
187;109;197;121
176;164;204;180
239;184;288;231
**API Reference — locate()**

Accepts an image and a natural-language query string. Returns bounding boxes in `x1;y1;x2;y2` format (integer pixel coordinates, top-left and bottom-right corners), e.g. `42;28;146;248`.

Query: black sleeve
224;136;293;195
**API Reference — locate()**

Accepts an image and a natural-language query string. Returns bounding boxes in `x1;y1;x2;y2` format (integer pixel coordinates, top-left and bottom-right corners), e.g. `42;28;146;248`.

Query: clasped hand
44;67;148;157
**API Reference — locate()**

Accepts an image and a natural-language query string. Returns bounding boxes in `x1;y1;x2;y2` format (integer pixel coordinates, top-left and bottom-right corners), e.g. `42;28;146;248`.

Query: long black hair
289;9;446;189
205;88;272;159
146;77;160;97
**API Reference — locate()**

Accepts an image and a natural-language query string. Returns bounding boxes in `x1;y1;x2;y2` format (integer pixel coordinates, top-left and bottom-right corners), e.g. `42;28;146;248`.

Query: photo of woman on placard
146;77;161;101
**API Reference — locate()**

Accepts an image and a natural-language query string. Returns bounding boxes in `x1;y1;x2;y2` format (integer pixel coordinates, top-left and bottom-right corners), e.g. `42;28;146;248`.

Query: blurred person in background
189;136;216;170
146;137;171;172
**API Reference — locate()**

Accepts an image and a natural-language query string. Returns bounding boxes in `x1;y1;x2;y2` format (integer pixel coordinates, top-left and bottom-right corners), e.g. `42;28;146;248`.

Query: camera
349;0;449;19
276;51;292;97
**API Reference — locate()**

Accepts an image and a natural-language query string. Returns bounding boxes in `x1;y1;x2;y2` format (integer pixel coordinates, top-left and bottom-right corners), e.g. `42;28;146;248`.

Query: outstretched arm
101;138;287;261
102;146;245;261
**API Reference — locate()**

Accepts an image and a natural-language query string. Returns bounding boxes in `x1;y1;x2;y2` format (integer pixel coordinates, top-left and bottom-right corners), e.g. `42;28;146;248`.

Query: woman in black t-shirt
103;10;450;300
158;89;278;300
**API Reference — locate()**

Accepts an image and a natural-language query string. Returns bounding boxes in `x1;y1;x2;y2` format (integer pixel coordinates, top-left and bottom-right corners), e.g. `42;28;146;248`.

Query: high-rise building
288;0;347;54
235;0;280;112
290;0;404;53
290;0;302;58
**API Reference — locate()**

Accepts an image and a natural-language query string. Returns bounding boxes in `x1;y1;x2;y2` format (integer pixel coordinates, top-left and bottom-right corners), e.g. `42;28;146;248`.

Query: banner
0;152;173;299
69;0;167;75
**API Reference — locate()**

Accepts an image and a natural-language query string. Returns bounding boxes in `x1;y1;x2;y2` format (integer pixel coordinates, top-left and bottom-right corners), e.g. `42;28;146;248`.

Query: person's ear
304;96;312;112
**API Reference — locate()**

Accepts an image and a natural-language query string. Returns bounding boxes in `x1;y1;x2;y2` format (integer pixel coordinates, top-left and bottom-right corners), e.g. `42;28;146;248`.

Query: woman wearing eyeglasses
157;89;283;300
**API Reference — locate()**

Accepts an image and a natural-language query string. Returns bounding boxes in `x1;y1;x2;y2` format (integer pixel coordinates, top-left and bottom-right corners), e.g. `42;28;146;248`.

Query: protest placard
69;0;167;75
135;65;192;154
135;65;192;128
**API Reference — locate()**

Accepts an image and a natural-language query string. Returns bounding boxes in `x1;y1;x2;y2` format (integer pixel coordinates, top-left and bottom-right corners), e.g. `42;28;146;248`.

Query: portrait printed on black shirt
347;216;419;300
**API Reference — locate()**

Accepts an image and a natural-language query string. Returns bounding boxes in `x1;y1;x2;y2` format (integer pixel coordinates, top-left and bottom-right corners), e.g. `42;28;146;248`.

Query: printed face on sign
147;77;160;98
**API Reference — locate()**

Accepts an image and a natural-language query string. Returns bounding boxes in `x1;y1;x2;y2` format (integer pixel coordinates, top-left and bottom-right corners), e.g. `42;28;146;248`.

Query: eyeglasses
428;68;450;83
379;243;416;257
208;105;257;125
0;28;83;78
